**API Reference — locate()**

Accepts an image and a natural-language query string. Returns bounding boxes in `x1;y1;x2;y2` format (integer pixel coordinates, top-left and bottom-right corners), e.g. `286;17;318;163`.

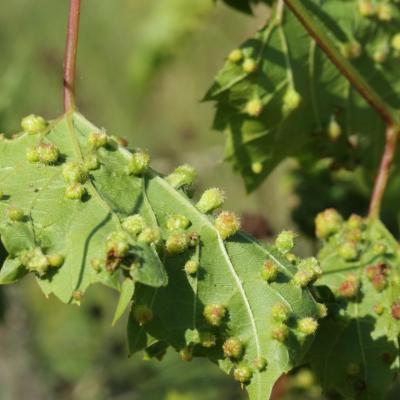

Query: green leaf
0;256;27;284
112;278;135;326
207;1;400;191
127;173;322;400
0;112;168;303
309;214;400;399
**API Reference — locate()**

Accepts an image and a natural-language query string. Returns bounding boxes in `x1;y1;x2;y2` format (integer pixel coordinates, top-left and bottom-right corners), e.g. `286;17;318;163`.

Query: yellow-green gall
242;58;257;74
373;42;389;64
133;305;153;325
298;257;322;281
233;365;253;384
338;241;358;261
286;253;297;264
261;260;279;282
253;357;267;371
245;98;263;117
72;290;83;302
297;317;318;335
21;247;49;276
228;49;243;63
373;303;384;315
223;337;243;359
377;3;392;21
26;147;39;163
137;227;160;244
84;154;100;170
63;161;88;184
180;347;193;362
251;162;263;174
91;258;102;273
36;143;59;164
196;188;225;213
166;214;190;230
7;206;24;222
271;323;289;342
166;231;189;255
184;259;199;275
283;88;301;113
122;214;145;236
200;332;216;348
65;183;86;200
203;304;227;326
272;303;290;322
328;118;342;142
317;303;328;319
166;164;197;189
47;254;65;268
340;42;362;59
128;149;150;175
215;211;240;239
106;231;129;258
188;231;200;247
357;0;375;17
292;269;314;287
391;33;400;51
315;208;343;239
21;114;48;134
88;131;108;149
275;230;296;254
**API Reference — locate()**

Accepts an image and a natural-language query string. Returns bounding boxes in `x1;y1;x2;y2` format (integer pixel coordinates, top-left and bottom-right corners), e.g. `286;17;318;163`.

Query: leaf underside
207;0;400;191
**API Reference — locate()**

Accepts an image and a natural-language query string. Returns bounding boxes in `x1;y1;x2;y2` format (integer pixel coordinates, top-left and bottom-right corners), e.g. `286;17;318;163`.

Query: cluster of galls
20;247;64;277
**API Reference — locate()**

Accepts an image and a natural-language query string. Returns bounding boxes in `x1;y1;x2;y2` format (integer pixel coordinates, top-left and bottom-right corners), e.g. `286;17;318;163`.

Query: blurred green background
0;1;373;399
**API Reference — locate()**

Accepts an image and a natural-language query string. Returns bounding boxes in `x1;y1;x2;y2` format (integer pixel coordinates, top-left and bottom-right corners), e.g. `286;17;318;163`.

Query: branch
63;0;81;112
369;126;399;219
282;0;400;127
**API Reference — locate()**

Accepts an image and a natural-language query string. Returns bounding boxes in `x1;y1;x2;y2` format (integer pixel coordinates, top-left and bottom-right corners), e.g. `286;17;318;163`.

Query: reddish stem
369;126;399;219
63;0;81;112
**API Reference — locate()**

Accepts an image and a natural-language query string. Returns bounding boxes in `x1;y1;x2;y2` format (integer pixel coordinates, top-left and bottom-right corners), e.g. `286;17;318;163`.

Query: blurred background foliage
0;0;397;399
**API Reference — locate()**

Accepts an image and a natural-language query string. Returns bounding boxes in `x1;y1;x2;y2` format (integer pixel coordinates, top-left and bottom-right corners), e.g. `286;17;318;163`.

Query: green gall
298;257;322;281
65;183;86;200
185;328;201;345
36;143;60;164
196;188;225;213
245;99;263;117
253;357;267;371
251;162;263;174
340;42;362;59
292;269;314;287
261;260;279;282
286;253;297;264
317;303;328;319
166;214;190;230
338;274;359;299
377;3;392;21
122;214;145;236
26;147;39;163
297;317;318;335
21;248;49;276
228;49;243;63
21;114;48;134
84;154;100;170
358;0;375;16
166;164;197;189
180;347;193;362
372;242;386;256
347;214;364;230
47;254;65;268
347;362;360;376
184;259;199;275
63;161;88;184
137;227;160;244
242;58;257;74
328;118;342;142
391;34;400;51
203;304;226;326
88;131;108;149
338;241;358;261
373;303;384;316
215;211;240;239
91;258;102;272
233;365;253;384
200;332;216;348
271;323;289;342
106;231;129;258
7;206;24;222
166;231;189;255
315;208;343;239
223;337;243;359
133;305;154;325
275;230;296;254
272;303;290;322
72;290;83;302
283;88;301;113
188;231;200;247
128;149;150;175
